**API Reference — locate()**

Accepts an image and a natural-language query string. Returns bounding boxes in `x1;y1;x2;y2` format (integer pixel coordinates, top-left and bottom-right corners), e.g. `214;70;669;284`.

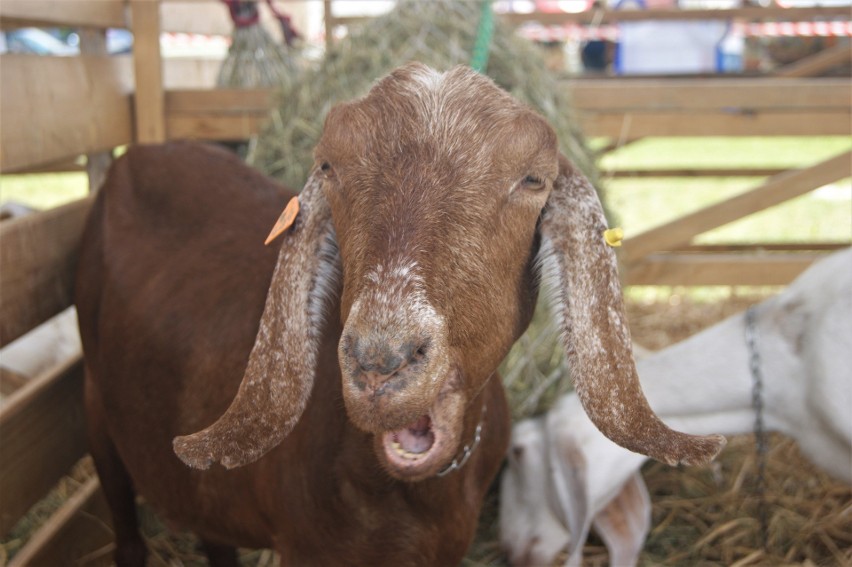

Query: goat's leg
84;373;148;567
201;539;240;567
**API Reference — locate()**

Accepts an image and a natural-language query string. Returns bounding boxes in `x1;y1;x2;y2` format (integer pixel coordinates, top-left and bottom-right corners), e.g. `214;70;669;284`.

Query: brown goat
76;63;724;566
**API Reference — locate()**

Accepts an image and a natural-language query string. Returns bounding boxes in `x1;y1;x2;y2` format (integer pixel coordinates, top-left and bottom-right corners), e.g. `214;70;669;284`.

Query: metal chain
437;404;486;477
745;306;769;550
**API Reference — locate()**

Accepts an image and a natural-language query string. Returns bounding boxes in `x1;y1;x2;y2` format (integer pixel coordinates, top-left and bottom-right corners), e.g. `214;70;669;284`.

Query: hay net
250;0;601;419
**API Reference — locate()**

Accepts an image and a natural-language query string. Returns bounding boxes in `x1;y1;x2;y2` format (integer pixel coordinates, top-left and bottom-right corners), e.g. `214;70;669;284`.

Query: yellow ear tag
603;227;624;247
264;196;300;245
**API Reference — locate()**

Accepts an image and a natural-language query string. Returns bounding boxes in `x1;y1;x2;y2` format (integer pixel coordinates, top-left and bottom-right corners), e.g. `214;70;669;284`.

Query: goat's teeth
391;441;421;460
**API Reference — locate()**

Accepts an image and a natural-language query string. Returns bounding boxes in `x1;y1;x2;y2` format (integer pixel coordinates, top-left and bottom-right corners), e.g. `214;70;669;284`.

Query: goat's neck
637;308;798;438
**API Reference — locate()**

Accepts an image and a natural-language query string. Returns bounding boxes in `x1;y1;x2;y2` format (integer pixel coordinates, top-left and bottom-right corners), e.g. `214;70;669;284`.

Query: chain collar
745;306;769;549
436;403;486;477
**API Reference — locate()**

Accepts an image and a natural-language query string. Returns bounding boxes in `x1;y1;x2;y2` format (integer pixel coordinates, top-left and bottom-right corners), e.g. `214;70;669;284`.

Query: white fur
501;248;852;566
0;307;81;395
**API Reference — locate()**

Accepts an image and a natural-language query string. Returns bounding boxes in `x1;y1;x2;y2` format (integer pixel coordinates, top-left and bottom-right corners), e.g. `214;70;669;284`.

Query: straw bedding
3;295;849;566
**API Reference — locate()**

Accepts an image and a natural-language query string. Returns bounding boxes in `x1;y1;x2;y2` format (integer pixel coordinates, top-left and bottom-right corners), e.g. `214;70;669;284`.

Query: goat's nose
342;335;429;392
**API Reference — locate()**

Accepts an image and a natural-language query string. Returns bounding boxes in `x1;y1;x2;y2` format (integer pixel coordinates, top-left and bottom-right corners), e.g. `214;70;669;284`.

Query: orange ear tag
264;196;300;245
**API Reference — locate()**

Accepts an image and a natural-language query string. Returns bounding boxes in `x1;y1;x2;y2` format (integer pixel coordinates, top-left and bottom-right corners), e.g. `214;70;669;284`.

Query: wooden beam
131;0;166;144
166;88;273;114
164;89;273;141
579;110;851;138
0;368;28;398
324;0;334;49
0;0;126;29
674;243;850;253
499;6;852;25
166;114;268;141
80;29;115;193
624;253;822;286
604;167;787;178
0;197;92;347
0;356;87;537
0;55;132;172
774;44;852;78
624;152;852;263
569;79;851;111
8;477;113;567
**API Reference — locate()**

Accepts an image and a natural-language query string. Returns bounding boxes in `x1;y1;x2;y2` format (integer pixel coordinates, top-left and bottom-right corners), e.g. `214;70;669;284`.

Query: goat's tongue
392;415;435;455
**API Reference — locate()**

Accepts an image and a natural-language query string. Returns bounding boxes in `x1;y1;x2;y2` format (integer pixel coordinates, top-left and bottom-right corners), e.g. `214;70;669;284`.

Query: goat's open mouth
382;415;437;466
376;390;464;481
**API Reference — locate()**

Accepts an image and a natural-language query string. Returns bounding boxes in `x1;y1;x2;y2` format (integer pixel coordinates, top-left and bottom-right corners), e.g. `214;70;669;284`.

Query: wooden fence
0;1;849;564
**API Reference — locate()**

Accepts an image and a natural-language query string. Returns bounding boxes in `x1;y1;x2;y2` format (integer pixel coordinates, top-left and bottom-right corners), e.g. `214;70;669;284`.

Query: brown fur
76;63;722;566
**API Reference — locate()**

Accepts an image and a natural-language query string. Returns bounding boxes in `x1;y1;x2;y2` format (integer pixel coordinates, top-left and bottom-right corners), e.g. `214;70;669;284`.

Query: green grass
599;136;852;244
596;136;852;302
0;172;89;210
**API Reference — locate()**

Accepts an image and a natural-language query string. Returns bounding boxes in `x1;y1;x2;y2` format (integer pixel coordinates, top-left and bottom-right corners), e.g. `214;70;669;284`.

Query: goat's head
173;63;724;479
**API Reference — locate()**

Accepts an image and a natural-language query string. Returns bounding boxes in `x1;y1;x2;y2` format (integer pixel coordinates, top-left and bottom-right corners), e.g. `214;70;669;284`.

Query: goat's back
75;142;293;542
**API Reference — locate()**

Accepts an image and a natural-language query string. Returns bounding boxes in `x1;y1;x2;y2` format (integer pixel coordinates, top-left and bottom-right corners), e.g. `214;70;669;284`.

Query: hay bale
216;1;301;90
249;0;596;190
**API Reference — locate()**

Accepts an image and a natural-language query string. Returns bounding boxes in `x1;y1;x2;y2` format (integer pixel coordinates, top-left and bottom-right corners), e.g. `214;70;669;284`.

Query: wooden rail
0;198;92;346
573;79;851;138
0;356;87;537
0;55;132;172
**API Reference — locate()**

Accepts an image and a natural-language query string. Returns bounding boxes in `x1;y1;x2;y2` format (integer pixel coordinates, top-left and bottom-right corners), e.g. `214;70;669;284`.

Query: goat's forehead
362;66;529;134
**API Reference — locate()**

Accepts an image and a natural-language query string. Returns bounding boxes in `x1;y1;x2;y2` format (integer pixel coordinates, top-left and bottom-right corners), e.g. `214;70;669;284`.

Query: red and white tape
520;19;852;42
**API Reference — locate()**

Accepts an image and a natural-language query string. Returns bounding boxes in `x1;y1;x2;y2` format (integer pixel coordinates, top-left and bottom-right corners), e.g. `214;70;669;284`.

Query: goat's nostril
409;339;430;363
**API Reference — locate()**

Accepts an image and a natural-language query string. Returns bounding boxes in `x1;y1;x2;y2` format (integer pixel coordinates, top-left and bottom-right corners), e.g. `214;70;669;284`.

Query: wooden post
324;0;333;50
131;0;165;144
78;29;113;191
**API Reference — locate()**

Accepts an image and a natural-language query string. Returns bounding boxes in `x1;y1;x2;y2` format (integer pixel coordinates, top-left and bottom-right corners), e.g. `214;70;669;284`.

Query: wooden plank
0;355;87;537
0;368;28;398
166;114;267;141
166;88;274;114
164;89;274;140
0;0;125;29
324;0;334;49
8;477;113;567
131;0;166;144
0;55;133;172
624;152;852;263
569;79;851;111
579;110;851;137
499;6;852;25
0;197;92;347
674;243;850;253
625;253;822;286
80;29;115;194
775;44;852;78
605;167;787;178
160;0;232;35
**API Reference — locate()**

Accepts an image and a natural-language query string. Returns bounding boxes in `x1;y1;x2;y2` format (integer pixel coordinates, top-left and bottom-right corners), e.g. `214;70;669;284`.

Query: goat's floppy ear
174;173;339;469
591;472;651;567
537;156;725;466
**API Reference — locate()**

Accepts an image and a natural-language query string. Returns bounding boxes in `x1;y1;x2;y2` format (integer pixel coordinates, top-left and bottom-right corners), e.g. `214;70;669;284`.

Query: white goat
501;247;852;566
0;307;81;399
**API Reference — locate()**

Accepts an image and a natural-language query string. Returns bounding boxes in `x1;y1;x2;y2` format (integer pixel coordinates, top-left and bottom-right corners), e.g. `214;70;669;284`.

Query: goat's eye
320;162;332;175
521;175;545;191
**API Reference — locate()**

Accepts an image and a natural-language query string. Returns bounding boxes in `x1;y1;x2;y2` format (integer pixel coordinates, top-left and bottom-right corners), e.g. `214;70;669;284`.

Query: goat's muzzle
338;286;468;480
